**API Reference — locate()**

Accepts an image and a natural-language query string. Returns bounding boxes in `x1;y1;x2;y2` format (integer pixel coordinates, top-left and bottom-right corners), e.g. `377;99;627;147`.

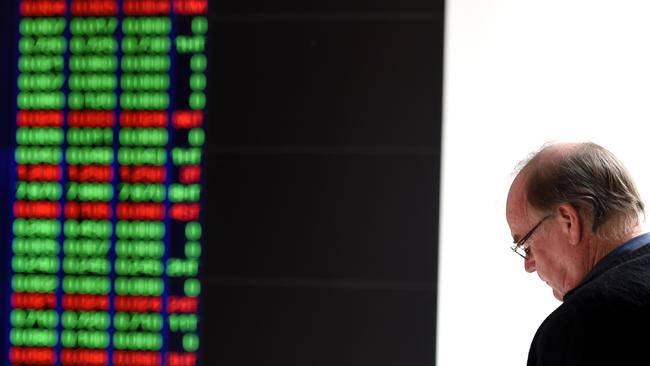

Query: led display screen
6;0;207;365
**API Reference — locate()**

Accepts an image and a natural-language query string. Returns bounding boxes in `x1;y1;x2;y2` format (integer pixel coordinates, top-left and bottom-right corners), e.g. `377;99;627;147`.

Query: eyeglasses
510;215;552;259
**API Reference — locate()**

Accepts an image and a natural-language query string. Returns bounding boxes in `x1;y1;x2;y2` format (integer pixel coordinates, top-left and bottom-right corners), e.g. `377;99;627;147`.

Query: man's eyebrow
512;234;520;243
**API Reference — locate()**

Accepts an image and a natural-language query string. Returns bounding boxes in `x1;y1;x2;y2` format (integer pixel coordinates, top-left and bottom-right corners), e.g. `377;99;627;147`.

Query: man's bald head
514;142;645;240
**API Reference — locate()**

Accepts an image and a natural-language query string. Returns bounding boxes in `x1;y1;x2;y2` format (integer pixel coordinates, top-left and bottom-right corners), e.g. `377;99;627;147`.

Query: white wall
439;1;650;365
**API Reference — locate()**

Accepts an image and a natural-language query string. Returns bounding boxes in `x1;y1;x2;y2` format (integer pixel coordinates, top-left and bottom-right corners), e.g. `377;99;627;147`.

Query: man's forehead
507;170;529;212
506;171;532;239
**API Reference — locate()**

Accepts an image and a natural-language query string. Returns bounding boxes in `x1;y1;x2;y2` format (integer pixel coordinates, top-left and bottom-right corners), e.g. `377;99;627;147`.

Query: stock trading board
4;0;208;365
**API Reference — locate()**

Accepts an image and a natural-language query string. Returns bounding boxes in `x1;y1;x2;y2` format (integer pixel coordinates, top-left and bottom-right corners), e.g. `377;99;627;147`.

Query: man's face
506;174;574;301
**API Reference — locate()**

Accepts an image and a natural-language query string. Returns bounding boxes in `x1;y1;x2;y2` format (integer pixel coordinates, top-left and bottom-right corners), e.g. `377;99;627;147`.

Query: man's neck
588;226;644;269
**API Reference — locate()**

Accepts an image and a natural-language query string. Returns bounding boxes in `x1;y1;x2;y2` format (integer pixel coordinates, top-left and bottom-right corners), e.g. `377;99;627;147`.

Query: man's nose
524;256;536;273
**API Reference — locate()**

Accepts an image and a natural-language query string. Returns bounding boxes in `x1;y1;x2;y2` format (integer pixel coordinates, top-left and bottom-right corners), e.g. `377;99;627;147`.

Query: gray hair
521;142;645;240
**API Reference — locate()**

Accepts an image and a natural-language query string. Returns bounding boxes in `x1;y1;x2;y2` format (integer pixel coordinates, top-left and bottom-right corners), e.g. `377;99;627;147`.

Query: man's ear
557;204;582;245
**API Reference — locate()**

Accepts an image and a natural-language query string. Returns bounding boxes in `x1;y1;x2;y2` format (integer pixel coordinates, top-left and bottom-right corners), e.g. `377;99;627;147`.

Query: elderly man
506;142;650;365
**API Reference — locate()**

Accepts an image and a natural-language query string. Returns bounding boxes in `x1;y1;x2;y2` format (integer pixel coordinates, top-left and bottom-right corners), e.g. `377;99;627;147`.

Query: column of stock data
12;1;66;364
62;1;118;365
166;6;207;362
115;3;170;364
8;1;208;365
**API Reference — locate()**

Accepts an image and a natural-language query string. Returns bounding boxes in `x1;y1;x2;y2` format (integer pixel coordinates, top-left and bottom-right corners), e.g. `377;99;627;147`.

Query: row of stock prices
10;0;207;365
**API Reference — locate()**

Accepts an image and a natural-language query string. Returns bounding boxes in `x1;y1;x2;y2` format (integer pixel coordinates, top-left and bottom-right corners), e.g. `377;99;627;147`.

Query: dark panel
202;153;439;283
207;19;442;146
201;285;436;366
201;1;444;365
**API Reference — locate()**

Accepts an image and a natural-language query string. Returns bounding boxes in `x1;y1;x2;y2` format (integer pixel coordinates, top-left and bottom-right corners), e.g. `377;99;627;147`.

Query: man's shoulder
530;290;650;366
529;249;650;365
575;243;650;306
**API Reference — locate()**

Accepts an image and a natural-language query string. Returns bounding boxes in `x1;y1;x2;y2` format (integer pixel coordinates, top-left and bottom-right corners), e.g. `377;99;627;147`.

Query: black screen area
0;0;443;365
